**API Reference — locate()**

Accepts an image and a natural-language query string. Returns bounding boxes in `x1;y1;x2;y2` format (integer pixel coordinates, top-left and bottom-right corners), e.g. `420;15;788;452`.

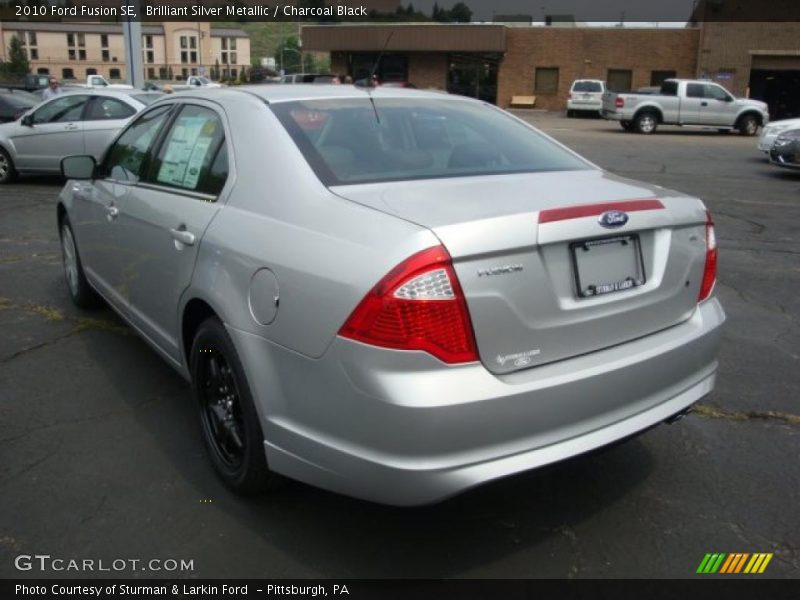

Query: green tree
3;35;30;80
449;2;473;23
275;36;303;74
238;67;247;84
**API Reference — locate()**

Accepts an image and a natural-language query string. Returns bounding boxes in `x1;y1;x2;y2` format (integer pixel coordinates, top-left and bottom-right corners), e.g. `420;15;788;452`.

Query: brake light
615;97;625;108
698;211;717;302
339;246;478;364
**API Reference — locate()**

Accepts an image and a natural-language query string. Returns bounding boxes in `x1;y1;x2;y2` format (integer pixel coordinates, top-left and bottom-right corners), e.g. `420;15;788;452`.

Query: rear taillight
698;211;717;302
615;97;625;108
339;246;478;364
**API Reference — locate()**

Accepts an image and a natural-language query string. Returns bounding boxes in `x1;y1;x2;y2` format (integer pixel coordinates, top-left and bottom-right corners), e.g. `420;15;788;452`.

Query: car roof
59;88;163;102
167;84;464;105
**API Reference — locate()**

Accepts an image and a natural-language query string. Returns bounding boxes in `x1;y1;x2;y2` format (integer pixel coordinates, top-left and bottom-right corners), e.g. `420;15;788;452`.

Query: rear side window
271;98;590;186
660;81;678;96
572;81;602;92
147;105;227;196
85;96;136;121
103;104;172;183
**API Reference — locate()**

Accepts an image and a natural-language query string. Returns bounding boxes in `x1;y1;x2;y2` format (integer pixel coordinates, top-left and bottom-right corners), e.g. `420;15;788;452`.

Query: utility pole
122;0;143;88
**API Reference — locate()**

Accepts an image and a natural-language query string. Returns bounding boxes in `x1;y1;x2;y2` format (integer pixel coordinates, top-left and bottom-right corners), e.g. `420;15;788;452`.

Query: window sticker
157;116;218;189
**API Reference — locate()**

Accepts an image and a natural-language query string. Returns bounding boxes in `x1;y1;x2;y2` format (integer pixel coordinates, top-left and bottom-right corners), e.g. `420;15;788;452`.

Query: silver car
57;86;725;505
0;89;162;183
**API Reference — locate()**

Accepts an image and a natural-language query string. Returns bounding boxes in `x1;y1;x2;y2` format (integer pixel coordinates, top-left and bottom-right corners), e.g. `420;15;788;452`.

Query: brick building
302;20;800;119
0;21;250;83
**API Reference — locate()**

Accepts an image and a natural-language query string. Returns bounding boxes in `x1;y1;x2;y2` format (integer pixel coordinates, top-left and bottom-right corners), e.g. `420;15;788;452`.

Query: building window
181;68;189;79
37;68;49;75
109;68;121;80
86;68;97;76
607;69;633;93
650;70;676;86
191;51;198;63
144;35;153;48
67;33;86;61
27;32;37;46
159;67;168;79
17;31;39;62
144;51;154;63
534;67;559;93
147;67;156;79
102;50;110;62
29;49;38;60
220;38;238;67
230;68;237;79
62;68;75;80
101;34;108;48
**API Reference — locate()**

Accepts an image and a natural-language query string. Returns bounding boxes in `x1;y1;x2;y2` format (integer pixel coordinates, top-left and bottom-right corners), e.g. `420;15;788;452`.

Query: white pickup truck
601;79;769;135
85;75;133;90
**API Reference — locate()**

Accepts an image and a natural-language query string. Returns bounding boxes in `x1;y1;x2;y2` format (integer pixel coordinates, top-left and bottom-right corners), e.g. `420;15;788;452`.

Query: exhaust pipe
665;405;694;425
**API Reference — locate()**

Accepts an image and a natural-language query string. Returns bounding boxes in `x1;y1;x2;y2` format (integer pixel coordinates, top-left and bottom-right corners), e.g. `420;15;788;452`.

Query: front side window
686;83;705;98
705;84;731;101
147;105;227;196
32;95;89;124
103;105;172;183
85;97;136;121
271;98;591;186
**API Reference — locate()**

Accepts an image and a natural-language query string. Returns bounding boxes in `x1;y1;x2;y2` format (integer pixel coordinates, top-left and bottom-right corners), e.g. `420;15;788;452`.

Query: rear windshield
131;93;164;106
0;92;38;109
270;98;590;185
572;81;603;92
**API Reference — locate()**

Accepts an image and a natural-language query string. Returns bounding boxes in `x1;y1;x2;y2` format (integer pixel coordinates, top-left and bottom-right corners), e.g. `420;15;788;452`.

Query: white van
567;79;606;117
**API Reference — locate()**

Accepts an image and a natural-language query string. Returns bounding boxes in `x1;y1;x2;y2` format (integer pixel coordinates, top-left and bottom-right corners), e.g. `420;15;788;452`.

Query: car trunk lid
331;169;710;374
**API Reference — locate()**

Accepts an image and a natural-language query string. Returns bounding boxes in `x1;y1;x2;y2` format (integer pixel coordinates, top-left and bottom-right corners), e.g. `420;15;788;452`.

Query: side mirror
726;95;734;102
21;114;33;126
61;155;96;180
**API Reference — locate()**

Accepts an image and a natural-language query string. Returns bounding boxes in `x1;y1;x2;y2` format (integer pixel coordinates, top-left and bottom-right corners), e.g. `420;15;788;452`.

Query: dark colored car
0;88;40;123
769;128;800;170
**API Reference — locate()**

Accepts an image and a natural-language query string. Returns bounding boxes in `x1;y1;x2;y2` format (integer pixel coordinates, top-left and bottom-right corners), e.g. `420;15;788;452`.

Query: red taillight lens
339;246;478;364
698;211;717;302
615;97;625;108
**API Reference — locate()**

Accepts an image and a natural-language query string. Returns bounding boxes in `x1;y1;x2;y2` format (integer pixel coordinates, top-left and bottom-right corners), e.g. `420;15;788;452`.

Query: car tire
634;112;658;134
191;317;281;495
0;147;17;184
738;115;759;136
60;217;102;309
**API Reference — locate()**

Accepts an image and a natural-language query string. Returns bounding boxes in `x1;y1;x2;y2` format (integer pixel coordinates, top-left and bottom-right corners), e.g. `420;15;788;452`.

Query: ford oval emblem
599;210;629;228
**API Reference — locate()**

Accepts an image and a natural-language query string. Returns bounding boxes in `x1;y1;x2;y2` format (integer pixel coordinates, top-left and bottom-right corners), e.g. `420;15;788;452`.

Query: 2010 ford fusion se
57;86;724;506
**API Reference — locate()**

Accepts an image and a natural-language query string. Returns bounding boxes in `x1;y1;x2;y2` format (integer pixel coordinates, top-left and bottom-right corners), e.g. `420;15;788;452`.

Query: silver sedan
57;86;725;505
0;89;162;183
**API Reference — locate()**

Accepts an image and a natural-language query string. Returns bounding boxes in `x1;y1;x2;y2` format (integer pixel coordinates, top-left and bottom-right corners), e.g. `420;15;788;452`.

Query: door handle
169;227;196;247
701;101;708;107
106;205;119;221
65;123;79;130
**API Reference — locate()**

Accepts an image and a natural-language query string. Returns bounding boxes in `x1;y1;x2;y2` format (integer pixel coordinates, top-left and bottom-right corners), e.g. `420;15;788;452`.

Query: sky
403;0;699;23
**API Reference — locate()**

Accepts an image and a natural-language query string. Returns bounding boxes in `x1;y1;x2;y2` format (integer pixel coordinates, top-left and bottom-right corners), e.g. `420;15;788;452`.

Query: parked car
0;88;40;123
56;86;724;505
0;89;162;183
602;79;769;135
185;75;223;89
768;127;800;170
0;73;52;92
281;73;338;84
758;117;800;153
566;79;606;117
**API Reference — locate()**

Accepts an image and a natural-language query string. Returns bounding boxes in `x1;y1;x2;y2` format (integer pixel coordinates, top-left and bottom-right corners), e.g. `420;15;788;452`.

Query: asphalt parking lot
1;112;798;579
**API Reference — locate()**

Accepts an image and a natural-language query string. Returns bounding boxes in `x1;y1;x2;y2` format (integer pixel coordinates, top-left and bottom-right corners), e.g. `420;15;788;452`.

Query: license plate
570;235;645;298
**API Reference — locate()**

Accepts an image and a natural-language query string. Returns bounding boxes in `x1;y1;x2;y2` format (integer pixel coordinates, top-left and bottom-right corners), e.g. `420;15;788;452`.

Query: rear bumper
601;109;624;121
567;99;602;111
230;298;725;506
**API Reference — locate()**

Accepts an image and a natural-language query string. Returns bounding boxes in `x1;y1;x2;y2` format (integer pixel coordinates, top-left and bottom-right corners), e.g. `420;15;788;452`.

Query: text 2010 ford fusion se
57;86;724;505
